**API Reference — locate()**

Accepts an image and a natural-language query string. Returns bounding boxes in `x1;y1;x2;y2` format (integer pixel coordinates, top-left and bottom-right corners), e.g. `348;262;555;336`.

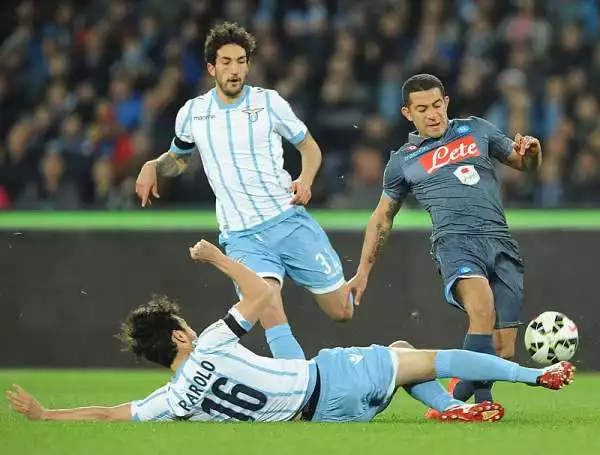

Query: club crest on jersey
419;135;480;174
242;107;264;123
454;165;480;185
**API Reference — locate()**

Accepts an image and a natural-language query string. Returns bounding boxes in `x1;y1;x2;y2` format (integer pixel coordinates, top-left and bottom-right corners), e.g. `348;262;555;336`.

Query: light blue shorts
219;207;345;294
312;345;398;422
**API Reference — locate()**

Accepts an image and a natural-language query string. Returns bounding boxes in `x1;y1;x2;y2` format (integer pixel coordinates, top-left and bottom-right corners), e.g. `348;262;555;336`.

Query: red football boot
536;361;576;390
424;378;462;420
439;401;504;422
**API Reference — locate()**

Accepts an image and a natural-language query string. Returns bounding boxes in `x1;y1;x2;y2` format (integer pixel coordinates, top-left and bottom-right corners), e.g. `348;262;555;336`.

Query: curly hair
118;295;184;368
204;21;257;65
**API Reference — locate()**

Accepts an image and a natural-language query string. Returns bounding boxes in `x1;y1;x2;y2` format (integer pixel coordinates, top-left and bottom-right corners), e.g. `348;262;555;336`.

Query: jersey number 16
201;377;267;421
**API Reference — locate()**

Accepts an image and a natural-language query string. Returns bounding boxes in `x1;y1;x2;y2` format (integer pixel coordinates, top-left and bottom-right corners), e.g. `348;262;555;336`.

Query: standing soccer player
347;74;542;409
135;22;353;361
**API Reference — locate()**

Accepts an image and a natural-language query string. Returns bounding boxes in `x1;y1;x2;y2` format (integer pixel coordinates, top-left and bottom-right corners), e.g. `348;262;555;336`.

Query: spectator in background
1;0;600;210
15;147;80;210
109;76;142;132
328;144;384;210
90;155;135;209
2;122;37;202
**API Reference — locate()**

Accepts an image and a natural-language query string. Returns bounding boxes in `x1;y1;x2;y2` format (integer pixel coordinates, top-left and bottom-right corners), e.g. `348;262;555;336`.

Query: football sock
404;381;464;411
436;349;541;385
265;323;305;360
453;334;495;402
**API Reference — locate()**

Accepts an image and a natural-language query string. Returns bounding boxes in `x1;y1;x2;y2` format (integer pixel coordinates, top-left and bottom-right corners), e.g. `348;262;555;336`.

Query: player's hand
290;179;312;205
513;134;541;157
6;384;45;420
347;273;368;306
135;160;160;208
189;239;222;263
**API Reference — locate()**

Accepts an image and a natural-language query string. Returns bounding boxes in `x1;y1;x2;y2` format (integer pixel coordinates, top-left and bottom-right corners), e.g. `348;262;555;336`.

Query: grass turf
1;370;598;455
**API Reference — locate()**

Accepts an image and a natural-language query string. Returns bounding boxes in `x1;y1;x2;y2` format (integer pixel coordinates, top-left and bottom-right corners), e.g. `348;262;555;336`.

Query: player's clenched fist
189;240;222;263
135;160;160;208
513;133;541;156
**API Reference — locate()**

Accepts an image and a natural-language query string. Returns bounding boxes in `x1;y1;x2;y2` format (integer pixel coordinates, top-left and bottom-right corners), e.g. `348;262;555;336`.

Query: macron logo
194;115;215;121
349;354;363;365
419;135;480;174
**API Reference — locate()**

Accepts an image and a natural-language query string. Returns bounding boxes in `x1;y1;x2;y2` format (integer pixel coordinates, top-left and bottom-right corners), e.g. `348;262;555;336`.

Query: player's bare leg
453;277;497;402
258;278;288;329
313;282;354;322
493;327;518;360
259;278;305;360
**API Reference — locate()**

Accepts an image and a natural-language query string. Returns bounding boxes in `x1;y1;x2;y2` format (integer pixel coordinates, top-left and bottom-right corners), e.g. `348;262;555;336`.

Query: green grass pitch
1;370;599;455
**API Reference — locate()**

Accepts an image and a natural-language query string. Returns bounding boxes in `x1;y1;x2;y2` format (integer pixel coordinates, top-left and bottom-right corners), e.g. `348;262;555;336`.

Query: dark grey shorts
431;235;525;329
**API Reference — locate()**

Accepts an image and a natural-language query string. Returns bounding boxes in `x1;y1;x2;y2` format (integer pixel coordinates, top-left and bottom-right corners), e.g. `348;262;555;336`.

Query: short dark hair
118;296;184;368
402;74;446;106
204;22;257;65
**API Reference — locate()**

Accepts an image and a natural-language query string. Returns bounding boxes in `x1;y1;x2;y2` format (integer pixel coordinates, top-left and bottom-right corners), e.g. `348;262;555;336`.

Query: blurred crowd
1;0;599;211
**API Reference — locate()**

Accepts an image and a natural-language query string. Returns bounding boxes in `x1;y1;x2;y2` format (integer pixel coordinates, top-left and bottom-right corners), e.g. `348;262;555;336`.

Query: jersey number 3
201;377;267;421
316;249;337;276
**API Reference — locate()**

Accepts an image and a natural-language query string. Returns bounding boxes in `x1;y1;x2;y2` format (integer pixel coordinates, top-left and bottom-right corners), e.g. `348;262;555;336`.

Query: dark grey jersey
384;117;515;242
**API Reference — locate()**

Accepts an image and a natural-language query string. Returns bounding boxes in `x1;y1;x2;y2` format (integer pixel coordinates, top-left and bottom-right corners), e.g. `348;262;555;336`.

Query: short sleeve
470;116;514;162
193;308;253;354
383;155;410;202
170;99;197;155
131;385;176;422
266;90;308;145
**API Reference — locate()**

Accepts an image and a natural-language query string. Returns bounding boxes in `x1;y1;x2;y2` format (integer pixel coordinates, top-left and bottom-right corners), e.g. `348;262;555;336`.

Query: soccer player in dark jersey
347;74;542;415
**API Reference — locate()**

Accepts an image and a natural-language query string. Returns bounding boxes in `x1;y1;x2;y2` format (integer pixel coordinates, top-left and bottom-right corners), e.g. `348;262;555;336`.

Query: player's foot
536;361;575;390
424;378;461;420
439;401;504;423
425;408;441;420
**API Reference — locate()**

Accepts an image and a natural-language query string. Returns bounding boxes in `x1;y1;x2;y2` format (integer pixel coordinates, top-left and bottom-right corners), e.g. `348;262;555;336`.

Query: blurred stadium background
2;2;600;453
1;0;600;211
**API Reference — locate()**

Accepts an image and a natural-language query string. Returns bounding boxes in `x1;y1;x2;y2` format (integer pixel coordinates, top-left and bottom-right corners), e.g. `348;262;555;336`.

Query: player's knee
315;288;354;322
389;340;414;349
329;304;354;322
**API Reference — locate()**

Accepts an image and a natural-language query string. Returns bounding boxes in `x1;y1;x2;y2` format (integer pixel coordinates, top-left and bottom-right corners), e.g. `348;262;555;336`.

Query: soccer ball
524;311;579;365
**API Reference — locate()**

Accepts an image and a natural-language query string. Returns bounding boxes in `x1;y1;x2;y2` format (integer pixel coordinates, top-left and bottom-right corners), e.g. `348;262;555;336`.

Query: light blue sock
436;349;542;384
404;381;464;411
265;323;305;360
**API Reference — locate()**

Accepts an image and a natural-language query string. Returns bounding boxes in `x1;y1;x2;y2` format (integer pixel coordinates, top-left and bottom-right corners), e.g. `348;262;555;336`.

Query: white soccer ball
524;311;579;365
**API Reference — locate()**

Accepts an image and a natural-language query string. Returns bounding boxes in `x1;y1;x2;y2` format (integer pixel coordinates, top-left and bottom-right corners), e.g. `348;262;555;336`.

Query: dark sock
452;334;496;402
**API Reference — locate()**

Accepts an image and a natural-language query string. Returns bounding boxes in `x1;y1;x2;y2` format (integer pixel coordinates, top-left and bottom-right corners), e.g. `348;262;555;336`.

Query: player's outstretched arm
6;384;133;421
189;240;275;325
348;194;401;305
135;151;192;207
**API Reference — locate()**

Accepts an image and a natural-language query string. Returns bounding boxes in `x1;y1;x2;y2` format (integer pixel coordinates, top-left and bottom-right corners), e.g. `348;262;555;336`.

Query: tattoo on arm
369;222;391;264
368;201;400;264
156;152;190;177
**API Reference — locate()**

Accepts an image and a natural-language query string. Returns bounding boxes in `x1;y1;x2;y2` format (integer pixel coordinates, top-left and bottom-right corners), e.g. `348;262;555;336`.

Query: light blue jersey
131;310;398;423
131;309;314;422
171;86;346;295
